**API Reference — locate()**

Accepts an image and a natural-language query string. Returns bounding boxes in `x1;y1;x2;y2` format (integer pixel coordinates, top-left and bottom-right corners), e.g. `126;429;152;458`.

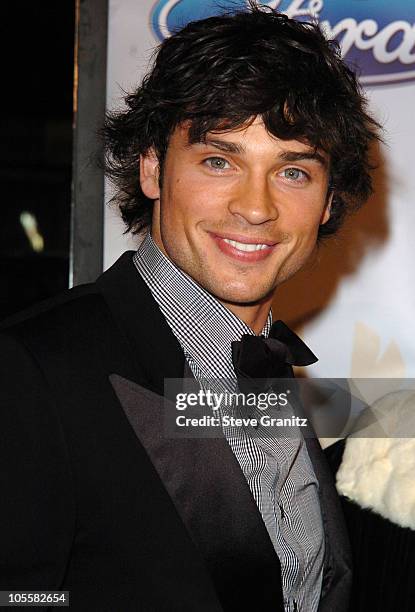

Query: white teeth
223;238;269;252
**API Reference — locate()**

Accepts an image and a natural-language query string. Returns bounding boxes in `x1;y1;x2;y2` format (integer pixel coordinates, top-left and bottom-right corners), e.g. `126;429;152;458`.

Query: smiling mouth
210;232;277;262
222;238;270;252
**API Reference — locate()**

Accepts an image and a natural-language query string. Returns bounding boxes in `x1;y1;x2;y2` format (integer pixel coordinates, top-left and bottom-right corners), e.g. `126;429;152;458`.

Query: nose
228;171;279;225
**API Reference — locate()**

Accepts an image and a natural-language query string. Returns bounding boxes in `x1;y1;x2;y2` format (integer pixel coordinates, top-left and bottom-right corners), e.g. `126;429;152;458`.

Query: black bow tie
231;320;317;394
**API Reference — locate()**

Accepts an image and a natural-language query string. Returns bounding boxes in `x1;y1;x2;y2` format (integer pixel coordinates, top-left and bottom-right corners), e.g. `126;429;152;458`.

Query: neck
219;297;272;335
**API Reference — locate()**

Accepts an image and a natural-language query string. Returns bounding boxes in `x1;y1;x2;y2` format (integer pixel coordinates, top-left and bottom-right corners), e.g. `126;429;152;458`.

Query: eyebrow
193;138;328;167
193;138;245;155
279;150;328;167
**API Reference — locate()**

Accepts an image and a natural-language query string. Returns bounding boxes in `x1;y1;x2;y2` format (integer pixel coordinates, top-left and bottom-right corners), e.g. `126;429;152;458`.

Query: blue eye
283;168;307;181
205;157;230;170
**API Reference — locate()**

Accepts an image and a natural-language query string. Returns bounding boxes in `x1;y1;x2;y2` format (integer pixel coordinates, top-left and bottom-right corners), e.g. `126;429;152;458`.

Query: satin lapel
96;252;185;395
110;372;284;611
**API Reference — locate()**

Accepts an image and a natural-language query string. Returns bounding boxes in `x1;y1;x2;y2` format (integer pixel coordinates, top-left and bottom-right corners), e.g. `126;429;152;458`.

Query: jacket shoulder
1;251;136;342
1;280;99;329
1;285;113;353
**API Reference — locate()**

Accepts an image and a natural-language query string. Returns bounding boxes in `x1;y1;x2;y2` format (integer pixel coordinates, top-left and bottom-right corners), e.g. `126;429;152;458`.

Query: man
0;4;379;611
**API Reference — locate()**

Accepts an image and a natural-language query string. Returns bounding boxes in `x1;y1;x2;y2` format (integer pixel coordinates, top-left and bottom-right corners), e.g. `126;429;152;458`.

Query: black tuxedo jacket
0;252;352;611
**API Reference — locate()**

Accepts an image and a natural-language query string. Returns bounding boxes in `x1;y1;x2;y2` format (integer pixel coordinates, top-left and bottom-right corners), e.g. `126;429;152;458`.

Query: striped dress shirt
133;233;325;612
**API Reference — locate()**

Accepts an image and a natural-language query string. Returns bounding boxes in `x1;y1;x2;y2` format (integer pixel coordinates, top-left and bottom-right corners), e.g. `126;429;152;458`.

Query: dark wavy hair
103;2;380;238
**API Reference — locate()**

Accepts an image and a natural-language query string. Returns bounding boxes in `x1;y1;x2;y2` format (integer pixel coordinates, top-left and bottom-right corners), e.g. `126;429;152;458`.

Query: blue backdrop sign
151;0;415;85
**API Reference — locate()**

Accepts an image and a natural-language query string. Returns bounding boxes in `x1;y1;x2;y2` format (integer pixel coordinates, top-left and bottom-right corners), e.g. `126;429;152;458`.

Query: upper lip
211;232;277;246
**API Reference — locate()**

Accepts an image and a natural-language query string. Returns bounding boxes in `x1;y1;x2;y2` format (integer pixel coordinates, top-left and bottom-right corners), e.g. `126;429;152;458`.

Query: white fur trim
336;390;415;530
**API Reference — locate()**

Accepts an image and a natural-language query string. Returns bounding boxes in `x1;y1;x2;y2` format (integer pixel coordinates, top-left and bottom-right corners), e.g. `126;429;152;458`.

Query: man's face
141;118;331;308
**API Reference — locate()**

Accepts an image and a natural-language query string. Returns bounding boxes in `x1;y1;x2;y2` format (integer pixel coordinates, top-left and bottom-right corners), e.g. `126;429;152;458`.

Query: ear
320;190;334;225
139;149;160;200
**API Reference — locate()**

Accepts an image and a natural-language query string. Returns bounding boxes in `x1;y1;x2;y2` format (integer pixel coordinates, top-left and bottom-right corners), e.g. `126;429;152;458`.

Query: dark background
0;2;75;319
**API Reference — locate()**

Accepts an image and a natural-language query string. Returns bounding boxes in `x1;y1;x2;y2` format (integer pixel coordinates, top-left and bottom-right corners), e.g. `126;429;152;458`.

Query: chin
208;281;275;306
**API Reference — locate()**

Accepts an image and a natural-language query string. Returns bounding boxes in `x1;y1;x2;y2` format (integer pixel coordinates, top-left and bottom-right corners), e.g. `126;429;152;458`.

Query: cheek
296;221;320;254
290;193;327;233
163;178;225;227
283;203;324;258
